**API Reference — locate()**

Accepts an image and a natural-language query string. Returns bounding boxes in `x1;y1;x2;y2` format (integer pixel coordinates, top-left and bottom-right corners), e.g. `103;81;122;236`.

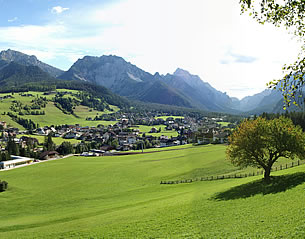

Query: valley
0;49;290;114
0;145;304;238
0;49;303;239
1;0;304;238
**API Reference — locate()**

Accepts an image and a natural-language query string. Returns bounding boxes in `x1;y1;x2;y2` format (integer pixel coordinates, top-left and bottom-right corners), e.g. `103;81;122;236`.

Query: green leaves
226;117;305;179
240;0;305;108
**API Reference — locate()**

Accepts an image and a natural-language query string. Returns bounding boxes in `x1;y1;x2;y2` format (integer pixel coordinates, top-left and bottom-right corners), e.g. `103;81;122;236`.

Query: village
0;113;236;170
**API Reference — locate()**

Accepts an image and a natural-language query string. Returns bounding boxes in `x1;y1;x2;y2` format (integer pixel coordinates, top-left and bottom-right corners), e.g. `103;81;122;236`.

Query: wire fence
160;160;305;185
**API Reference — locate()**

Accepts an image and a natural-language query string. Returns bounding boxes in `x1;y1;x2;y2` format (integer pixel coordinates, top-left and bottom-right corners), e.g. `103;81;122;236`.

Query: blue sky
0;0;301;99
0;0;116;26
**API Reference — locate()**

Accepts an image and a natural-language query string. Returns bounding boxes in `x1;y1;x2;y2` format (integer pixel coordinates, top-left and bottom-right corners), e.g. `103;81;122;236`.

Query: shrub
0;181;8;192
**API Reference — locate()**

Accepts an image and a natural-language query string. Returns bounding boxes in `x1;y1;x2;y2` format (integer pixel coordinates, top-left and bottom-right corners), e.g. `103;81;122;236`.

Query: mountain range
0;49;287;114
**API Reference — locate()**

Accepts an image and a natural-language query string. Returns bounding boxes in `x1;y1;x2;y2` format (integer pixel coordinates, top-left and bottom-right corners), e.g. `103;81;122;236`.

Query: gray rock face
61;56;231;110
53;53;286;113
60;55;192;107
62;55;286;113
0;49;63;77
60;55;154;94
163;68;234;112
230;89;283;113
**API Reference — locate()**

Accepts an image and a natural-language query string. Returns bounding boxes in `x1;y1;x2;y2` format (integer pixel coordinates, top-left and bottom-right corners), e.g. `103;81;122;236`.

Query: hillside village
0;113;235;169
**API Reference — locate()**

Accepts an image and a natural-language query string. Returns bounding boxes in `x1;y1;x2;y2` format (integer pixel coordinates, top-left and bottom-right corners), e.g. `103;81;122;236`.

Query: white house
0;156;33;170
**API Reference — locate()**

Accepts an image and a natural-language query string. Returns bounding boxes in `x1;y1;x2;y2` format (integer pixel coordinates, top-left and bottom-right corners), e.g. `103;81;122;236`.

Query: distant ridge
60;55;240;113
60;55;195;108
0;61;55;87
0;49;63;77
0;49;288;114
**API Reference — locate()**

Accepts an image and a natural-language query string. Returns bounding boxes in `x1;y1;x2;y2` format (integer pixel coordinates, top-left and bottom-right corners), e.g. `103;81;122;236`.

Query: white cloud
51;6;69;14
0;0;302;98
8;17;18;23
84;0;302;98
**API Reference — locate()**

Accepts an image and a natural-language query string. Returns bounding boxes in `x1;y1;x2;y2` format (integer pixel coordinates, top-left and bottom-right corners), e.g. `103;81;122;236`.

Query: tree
44;133;55;151
57;142;74;155
110;139;118;149
6;137;19;156
240;0;305;108
226;117;305;182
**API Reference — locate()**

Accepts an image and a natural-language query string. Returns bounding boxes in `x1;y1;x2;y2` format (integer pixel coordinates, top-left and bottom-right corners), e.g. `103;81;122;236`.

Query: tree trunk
264;167;271;183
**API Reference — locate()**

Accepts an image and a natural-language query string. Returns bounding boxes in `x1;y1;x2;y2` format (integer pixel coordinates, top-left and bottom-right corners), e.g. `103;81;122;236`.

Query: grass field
217;121;230;127
0;144;304;238
132;125;178;137
156;116;184;120
0;91;119;128
22;102;118;127
17;134;80;145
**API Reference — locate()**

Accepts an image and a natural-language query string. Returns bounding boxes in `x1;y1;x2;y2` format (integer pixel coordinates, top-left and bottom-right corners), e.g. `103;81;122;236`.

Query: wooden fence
160;160;305;185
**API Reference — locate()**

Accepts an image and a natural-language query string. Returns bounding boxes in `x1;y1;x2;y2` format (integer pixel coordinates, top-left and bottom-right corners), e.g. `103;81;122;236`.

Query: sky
0;0;302;99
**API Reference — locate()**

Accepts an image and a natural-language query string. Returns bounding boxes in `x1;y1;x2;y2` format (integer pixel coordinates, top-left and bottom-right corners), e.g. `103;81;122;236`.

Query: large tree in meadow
240;0;305;107
226;117;305;182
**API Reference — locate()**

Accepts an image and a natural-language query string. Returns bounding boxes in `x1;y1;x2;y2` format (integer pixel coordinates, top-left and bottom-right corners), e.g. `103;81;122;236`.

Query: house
90;149;105;156
20;136;39;146
165;125;173;130
127;136;137;144
36;128;45;135
118;144;133;151
80;151;100;157
159;135;168;140
64;132;79;139
213;132;228;144
149;127;158;133
0;121;7;128
39;151;60;160
118;136;127;145
121;118;129;125
160;139;175;147
0;156;33;170
100;145;115;151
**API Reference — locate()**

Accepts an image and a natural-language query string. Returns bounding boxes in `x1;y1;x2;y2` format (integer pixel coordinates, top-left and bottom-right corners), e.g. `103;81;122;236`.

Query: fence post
286;164;287;169
298;160;300;166
280;165;282;170
292;162;294;167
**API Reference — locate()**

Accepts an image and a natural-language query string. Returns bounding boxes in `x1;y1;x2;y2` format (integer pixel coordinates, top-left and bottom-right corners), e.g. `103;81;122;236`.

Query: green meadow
134;125;178;137
217;121;230;127
17;134;80;145
0;91;119;128
156;116;184;120
0;144;304;238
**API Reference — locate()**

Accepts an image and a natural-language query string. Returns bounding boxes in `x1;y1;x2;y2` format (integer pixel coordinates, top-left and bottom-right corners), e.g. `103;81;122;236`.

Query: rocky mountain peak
0;49;38;64
0;49;63;77
173;68;192;77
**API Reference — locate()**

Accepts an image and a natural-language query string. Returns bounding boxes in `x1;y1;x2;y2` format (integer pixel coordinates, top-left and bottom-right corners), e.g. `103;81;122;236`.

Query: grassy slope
134;124;178;137
0;145;304;238
0;91;118;128
156;116;184;120
17;134;80;145
217;121;230;127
